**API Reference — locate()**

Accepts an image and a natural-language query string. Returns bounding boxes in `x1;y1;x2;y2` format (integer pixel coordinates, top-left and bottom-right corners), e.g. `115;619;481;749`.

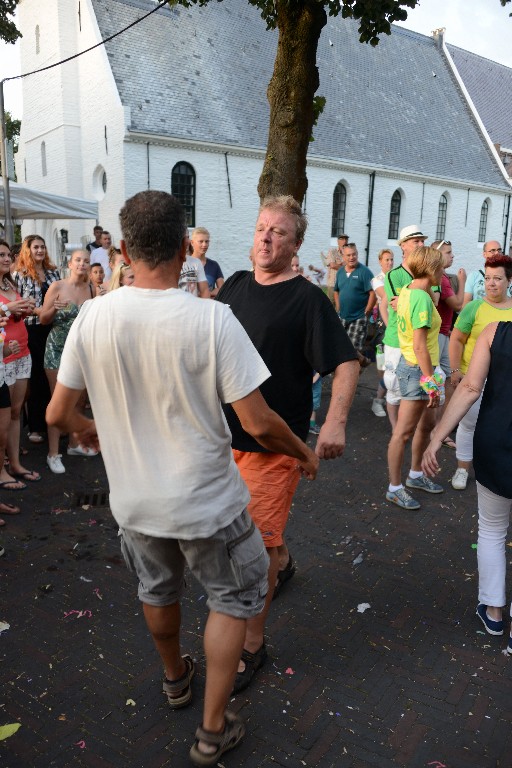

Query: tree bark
257;0;327;204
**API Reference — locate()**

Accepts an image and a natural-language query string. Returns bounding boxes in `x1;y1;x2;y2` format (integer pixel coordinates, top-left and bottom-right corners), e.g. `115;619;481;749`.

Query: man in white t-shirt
90;230;113;279
46;191;318;764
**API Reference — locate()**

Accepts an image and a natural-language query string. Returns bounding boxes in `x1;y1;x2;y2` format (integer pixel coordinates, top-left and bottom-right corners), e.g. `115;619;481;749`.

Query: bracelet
419;372;444;396
0;303;11;318
449;368;460;374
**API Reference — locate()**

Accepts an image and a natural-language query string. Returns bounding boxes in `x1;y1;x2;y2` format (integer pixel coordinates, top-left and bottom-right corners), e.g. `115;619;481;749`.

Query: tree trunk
257;0;327;204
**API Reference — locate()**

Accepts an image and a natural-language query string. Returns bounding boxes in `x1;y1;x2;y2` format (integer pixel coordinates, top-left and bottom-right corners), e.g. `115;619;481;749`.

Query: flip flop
0;519;5;527
441;437;456;450
0;480;26;491
0;502;20;515
10;471;41;483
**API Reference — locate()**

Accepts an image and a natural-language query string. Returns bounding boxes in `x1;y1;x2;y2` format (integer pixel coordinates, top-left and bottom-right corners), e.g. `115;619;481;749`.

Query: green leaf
0;723;22;741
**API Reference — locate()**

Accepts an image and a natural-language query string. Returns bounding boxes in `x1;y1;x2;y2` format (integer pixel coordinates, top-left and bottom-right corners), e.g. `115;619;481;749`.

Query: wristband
449;368;460;374
0;303;11;318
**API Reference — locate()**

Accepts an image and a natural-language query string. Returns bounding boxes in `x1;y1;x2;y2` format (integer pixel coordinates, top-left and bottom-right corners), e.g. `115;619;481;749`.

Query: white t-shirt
178;255;207;296
58;287;270;539
90;247;111;279
371;271;385;304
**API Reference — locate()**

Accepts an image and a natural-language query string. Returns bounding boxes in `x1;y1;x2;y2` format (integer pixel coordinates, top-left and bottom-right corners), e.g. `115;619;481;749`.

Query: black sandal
232;643;268;694
272;555;296;600
162;654;195;709
190;711;245;766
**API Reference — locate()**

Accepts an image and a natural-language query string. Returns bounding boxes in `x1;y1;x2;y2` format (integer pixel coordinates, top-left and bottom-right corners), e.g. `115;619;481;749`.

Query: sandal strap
240;644;265;664
194;712;245;749
163;654;194;695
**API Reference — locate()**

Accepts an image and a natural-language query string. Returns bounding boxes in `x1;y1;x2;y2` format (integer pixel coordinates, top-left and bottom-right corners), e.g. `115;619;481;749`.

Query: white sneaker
47;454;65;474
451;468;468;490
67;445;98;457
371;398;386;417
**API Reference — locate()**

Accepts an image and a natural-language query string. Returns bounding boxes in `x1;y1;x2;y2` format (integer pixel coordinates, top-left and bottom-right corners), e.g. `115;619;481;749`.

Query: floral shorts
4;354;32;387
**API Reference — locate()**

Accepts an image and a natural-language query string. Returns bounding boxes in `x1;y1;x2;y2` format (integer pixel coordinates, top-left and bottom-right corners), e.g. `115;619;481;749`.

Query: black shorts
0;382;11;409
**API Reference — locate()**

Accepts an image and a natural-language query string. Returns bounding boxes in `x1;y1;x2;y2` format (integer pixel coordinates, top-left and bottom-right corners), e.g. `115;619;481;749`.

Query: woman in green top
386;247;445;510
448;254;512;491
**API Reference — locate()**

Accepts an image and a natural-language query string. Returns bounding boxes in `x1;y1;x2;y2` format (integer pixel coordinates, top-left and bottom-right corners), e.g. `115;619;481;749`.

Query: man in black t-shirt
217;195;359;695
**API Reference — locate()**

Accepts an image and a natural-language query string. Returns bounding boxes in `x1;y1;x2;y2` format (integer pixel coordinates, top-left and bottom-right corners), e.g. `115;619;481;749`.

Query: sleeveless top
473;322;512;499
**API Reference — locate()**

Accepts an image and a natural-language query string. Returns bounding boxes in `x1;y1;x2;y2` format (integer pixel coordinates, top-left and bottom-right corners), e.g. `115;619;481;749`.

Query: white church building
15;0;512;275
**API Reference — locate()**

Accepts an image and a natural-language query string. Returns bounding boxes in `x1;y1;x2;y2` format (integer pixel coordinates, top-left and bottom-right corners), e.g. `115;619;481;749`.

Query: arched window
478;199;489;242
436;194;447;240
35;25;40;55
171;162;195;227
331;182;346;237
41;142;47;177
388;190;401;240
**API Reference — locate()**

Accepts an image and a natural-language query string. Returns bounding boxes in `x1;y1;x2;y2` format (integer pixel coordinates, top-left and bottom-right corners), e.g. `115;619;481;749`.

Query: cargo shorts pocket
227;518;269;601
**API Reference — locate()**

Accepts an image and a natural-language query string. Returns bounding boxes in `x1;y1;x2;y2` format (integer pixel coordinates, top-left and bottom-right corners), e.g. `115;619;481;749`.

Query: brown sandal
189;711;245;766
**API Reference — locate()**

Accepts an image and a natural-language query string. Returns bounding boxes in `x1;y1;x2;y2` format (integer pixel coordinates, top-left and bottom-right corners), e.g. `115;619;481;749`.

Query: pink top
0;291;30;363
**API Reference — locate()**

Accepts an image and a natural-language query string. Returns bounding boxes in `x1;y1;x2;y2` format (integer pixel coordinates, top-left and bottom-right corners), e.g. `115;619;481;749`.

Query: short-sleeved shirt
325;249;343;288
58;287;270;539
437;273;455;336
455;299;512;373
334;263;374;322
397;287;441;366
217;271;358;451
178;256;207;296
203;258;224;292
382;264;413;348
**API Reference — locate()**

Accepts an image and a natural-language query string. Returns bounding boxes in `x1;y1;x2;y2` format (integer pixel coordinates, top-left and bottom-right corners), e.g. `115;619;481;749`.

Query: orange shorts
232;450;301;548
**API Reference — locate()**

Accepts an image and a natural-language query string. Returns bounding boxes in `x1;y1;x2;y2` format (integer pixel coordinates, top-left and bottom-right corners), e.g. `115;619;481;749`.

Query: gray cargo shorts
119;508;269;619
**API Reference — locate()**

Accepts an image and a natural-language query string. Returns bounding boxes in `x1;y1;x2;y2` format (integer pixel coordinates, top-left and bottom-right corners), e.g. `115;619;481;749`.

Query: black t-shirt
216;271;357;451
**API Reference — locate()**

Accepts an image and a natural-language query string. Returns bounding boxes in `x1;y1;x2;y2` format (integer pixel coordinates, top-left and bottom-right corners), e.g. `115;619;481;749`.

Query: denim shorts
396;356;429;401
119;508;269;619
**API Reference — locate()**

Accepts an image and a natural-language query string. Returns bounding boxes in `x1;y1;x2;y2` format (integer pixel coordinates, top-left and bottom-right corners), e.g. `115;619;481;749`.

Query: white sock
388;484;403;493
409;470;423;480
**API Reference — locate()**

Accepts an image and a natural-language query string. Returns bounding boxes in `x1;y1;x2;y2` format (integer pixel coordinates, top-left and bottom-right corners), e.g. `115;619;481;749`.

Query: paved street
1;370;511;768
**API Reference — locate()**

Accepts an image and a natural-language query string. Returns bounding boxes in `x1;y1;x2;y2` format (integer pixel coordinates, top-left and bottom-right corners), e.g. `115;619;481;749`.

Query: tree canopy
0;0;21;45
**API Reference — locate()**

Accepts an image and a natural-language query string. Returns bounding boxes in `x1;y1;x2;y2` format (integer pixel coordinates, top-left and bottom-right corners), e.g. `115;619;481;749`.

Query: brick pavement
1;370;512;768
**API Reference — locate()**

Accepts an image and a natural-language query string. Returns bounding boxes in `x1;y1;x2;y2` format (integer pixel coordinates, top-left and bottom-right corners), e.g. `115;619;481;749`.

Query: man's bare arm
231;389;318;479
46;383;100;451
316;359;359;459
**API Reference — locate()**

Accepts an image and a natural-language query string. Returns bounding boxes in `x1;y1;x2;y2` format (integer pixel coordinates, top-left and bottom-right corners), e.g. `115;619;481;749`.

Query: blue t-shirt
203;258;224;292
334;263;374;322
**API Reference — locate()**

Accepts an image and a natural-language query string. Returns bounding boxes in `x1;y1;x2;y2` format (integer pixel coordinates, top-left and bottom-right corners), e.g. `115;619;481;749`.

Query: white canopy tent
0;181;98;220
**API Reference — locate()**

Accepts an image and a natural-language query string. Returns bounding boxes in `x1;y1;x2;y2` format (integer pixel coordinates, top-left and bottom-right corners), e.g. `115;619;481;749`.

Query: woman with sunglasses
39;250;97;474
13;235;61;444
449;254;512;491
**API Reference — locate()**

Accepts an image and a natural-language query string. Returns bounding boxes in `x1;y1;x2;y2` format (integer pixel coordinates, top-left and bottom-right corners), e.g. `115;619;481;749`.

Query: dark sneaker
309;424;321;435
386;487;420;510
476;604;503;636
406;475;443;494
507;637;512;655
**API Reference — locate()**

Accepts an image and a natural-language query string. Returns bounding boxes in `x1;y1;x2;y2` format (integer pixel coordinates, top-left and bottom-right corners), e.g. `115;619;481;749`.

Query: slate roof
448;44;512;151
91;0;509;190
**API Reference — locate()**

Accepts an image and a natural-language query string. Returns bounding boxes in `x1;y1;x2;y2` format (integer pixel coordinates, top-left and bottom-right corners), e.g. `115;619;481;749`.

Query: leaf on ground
0;723;21;740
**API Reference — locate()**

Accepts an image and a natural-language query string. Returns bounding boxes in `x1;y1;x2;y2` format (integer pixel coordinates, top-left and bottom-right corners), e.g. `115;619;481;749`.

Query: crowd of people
1;197;511;764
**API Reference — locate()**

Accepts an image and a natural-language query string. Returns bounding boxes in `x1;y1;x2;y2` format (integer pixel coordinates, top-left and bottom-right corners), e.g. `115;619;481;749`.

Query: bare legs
7;378;37;477
388;400;435;485
143;602;246;745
